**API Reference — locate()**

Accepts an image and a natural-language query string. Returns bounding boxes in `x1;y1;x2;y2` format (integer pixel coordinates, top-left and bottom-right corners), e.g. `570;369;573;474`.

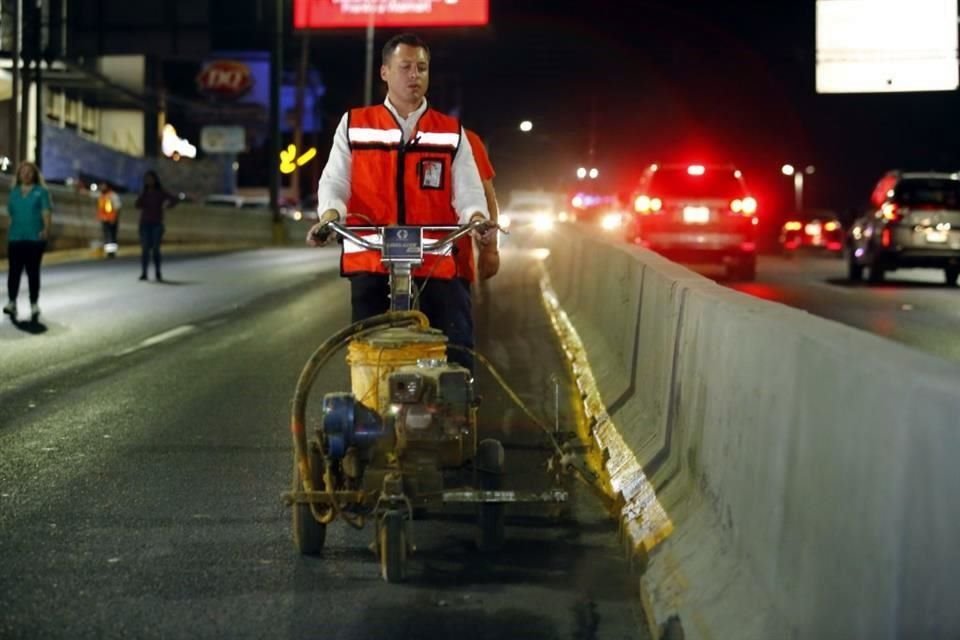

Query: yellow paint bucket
347;327;447;413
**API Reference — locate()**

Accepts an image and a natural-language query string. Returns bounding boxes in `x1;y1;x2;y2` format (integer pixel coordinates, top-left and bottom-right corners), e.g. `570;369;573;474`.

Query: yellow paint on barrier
538;267;673;561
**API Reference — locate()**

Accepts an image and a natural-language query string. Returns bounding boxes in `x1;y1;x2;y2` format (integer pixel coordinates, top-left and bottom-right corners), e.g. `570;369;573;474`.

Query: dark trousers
102;221;118;246
139;223;164;277
7;241;46;304
349;274;475;370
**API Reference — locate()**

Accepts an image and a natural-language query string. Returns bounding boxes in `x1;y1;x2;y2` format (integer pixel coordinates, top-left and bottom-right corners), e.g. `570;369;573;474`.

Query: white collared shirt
316;98;489;224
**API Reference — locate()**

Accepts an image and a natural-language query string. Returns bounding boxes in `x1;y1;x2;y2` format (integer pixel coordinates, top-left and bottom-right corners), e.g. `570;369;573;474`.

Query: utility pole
18;0;30;162
587;95;597;166
363;12;374;106
11;0;22;169
34;0;43;168
269;0;284;240
290;34;309;204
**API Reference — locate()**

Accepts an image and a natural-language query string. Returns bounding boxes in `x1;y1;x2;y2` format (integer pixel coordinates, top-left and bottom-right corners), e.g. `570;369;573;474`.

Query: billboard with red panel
293;0;489;29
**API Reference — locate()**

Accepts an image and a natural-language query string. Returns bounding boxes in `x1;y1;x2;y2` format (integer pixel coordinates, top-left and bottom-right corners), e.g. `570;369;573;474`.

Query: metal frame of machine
282;220;571;582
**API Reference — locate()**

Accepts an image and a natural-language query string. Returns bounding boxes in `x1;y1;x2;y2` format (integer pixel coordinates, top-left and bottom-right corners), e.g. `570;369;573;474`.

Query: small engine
387;360;473;455
320;359;474;472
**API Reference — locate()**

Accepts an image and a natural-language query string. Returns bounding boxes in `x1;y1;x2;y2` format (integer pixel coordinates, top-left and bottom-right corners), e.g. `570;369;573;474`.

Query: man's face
380;44;430;105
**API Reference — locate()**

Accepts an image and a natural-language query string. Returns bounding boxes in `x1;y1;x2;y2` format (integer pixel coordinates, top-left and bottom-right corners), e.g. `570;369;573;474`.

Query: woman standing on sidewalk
3;162;53;323
134;170;177;281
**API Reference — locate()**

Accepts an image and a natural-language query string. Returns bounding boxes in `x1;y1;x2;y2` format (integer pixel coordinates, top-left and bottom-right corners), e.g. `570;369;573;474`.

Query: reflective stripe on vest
414;132;460;149
348;128;402;146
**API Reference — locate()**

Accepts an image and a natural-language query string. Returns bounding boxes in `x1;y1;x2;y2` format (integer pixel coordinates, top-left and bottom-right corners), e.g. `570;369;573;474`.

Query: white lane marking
116;325;197;357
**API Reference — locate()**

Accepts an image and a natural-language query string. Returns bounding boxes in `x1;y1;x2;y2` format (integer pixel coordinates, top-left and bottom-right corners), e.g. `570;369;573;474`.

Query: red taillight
687;164;705;176
634;195;662;214
740;241;757;253
881;228;892;248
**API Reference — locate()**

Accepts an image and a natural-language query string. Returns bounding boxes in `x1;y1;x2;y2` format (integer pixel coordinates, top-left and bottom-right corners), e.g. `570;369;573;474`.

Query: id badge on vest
418;157;446;190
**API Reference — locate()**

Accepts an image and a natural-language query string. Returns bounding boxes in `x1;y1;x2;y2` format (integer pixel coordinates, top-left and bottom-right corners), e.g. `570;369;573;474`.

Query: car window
894;179;960;208
647;168;745;199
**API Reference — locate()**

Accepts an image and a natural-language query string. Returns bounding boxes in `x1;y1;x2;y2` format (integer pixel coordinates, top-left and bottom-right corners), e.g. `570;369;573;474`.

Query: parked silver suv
847;171;960;285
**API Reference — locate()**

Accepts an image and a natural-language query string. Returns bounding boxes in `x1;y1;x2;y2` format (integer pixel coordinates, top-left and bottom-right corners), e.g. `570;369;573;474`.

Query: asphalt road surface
0;247;649;640
702;253;960;364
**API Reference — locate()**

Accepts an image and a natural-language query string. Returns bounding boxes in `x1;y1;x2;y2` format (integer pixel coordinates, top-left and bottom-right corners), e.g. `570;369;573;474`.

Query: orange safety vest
453;130;494;283
97;193;118;223
342;105;462;279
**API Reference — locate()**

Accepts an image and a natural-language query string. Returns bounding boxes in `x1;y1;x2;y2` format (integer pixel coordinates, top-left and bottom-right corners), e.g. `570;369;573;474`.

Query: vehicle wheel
476;438;505;553
847;253;863;282
945;266;959;287
292;442;327;555
378;510;407;583
868;263;885;284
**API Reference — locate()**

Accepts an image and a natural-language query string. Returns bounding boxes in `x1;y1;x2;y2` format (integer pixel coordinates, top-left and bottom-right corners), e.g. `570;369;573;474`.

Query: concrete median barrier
541;225;960;639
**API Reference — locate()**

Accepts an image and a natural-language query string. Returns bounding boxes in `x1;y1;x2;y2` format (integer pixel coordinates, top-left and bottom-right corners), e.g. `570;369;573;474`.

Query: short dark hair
382;33;430;65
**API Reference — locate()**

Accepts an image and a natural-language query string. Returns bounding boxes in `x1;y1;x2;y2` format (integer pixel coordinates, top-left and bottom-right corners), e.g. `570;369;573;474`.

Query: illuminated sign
162;124;197;160
280;144;318;174
196;60;254;99
293;0;489;29
816;0;958;93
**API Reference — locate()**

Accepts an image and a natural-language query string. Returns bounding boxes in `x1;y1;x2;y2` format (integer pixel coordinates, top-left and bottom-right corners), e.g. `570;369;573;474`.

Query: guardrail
541;225;960;639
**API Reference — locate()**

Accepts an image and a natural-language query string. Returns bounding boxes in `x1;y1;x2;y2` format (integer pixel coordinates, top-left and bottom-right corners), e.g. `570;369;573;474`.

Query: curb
538;263;677;640
1;242;265;270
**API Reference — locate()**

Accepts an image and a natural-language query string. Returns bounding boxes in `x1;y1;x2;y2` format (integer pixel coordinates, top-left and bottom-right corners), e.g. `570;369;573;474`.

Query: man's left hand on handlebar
469;213;498;248
306;209;341;246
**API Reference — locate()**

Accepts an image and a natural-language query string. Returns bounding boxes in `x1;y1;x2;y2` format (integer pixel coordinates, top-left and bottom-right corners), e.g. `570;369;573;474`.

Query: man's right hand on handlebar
306;209;341;246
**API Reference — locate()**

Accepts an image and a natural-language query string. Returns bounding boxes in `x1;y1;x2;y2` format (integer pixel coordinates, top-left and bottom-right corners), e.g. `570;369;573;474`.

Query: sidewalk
2;242;263;270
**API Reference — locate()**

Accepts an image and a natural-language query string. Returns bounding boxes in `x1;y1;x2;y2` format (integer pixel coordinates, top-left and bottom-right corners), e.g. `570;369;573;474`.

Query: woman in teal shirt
3;162;52;323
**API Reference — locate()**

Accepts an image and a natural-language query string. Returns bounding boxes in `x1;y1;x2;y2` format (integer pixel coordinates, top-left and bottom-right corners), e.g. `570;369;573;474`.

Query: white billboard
816;0;959;93
200;126;247;154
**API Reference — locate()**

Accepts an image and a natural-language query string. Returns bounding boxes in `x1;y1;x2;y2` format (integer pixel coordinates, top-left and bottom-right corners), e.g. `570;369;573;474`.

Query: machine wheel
945;266;959;287
378;510;407;583
867;262;885;284
847;253;863;282
476;438;506;553
292;442;327;555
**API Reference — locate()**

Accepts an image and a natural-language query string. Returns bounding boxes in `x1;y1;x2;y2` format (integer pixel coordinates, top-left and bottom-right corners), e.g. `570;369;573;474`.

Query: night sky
228;0;960;223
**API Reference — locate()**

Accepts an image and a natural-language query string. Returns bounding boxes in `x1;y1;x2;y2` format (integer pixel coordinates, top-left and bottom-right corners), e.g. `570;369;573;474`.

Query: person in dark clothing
134;170;177;281
3;162;53;323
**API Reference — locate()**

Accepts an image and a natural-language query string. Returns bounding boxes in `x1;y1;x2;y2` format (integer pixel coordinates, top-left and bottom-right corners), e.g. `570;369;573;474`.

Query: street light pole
34;0;43;168
793;172;804;212
363;12;375;106
269;0;284;237
11;0;22;170
782;164;814;213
